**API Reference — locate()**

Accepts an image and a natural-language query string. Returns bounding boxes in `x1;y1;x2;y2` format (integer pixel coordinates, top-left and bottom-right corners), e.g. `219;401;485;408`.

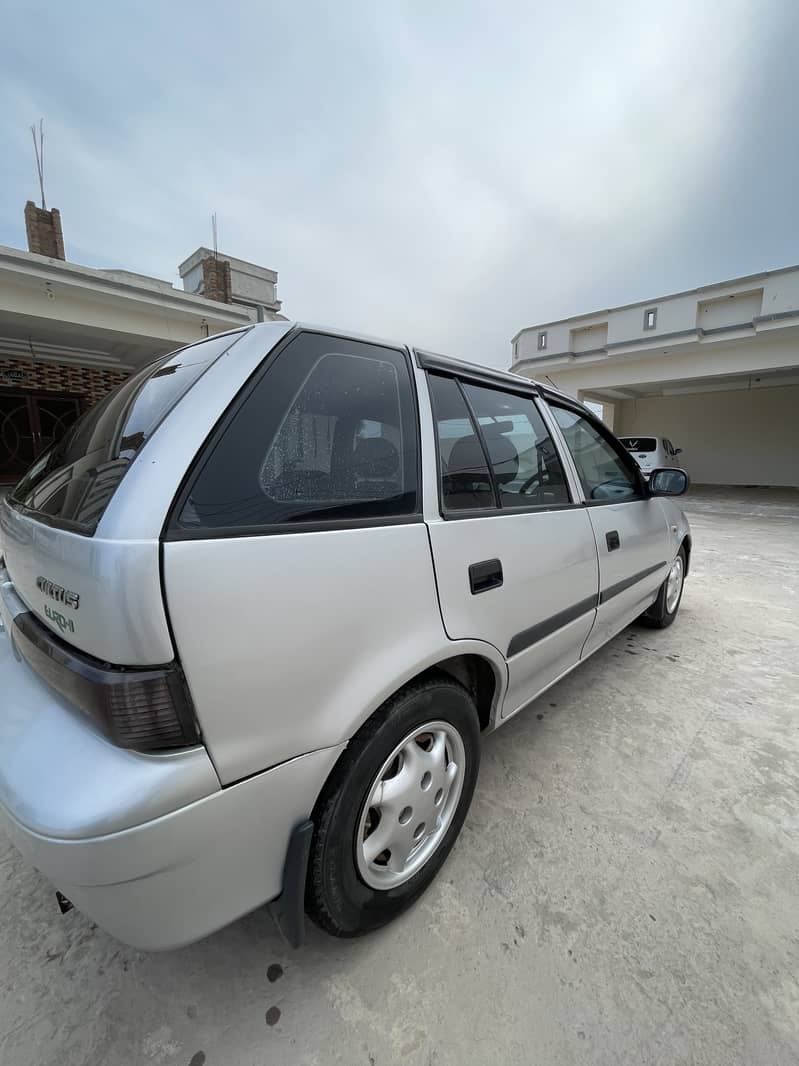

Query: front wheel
641;546;686;628
306;675;480;937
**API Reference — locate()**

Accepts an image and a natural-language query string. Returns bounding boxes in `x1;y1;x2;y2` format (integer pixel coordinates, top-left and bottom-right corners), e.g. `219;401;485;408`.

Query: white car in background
618;436;683;480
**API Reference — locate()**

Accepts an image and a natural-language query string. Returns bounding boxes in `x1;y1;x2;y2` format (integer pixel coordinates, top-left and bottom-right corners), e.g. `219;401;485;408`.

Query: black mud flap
267;819;314;949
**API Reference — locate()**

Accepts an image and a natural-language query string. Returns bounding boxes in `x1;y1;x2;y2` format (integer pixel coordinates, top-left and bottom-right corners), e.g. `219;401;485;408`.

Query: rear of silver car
0;323;342;948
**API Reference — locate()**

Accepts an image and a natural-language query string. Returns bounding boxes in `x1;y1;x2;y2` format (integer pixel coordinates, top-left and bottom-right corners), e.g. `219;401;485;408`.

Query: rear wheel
641;546;686;628
306;675;480;937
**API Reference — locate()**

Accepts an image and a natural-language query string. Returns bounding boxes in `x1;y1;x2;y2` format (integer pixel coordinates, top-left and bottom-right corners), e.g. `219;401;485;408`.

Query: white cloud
0;0;793;365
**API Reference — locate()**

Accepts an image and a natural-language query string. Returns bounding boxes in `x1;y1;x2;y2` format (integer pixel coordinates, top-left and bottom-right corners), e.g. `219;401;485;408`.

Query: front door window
549;405;639;502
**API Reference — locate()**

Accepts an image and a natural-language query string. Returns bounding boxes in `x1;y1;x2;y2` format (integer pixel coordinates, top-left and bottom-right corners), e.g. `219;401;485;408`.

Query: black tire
641;545;686;629
306;674;481;938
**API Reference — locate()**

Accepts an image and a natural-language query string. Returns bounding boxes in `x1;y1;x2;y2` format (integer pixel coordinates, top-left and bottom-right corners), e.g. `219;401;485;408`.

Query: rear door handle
469;558;503;594
606;530;621;551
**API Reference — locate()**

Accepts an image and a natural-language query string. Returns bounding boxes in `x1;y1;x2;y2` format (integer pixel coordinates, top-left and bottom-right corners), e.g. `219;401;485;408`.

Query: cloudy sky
2;0;797;366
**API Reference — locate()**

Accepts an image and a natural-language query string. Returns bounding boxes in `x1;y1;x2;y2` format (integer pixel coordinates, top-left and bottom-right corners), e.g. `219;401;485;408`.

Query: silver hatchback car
0;323;691;949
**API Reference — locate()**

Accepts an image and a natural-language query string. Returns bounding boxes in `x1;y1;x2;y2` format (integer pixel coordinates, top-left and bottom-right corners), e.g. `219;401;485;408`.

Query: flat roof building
511;266;799;487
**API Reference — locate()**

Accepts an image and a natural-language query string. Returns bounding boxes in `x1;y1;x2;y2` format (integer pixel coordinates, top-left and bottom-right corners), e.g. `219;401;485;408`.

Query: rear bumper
0;577;344;949
1;744;343;949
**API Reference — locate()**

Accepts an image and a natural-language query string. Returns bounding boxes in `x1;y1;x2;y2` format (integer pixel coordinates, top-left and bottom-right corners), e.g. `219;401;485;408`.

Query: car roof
252;320;576;406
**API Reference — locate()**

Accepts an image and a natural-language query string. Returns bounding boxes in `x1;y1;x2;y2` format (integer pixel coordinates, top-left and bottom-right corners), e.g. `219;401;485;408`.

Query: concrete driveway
1;489;798;1066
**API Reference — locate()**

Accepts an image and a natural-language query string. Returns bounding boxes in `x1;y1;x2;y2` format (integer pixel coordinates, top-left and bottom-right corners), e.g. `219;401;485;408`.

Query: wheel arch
305;642;506;830
343;640;508;743
680;533;692;575
420;653;500;732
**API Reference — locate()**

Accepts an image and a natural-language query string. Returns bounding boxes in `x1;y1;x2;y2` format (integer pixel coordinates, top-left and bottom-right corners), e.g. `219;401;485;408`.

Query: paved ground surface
1;488;798;1066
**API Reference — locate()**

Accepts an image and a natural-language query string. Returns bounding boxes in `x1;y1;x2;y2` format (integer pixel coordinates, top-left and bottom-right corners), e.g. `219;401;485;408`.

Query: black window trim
5;497;92;535
457;378;501;510
416;349;543;397
426;370;577;521
437;500;582;522
541;391;647;507
426;371;485;520
166;512;423;542
164;326;423;541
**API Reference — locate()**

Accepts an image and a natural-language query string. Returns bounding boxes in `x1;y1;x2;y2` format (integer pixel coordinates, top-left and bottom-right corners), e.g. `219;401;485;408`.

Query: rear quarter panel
163;524;495;784
0;326;294;666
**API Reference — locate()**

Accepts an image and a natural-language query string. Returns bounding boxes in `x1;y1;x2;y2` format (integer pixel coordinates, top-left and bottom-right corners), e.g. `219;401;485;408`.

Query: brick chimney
24;201;65;260
201;255;232;303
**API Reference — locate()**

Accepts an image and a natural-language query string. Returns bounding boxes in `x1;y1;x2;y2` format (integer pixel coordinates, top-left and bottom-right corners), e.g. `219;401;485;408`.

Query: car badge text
36;576;80;611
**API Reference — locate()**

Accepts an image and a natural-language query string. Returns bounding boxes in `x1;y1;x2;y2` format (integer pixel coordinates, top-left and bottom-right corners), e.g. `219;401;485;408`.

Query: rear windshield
619;437;657;453
9;332;244;534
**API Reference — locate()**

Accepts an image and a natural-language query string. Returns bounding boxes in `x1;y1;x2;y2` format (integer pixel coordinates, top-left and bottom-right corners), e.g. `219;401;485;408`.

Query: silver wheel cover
355;721;466;890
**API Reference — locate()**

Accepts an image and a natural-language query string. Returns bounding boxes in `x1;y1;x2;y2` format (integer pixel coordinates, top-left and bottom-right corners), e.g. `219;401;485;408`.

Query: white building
0;203;284;487
511;266;799;487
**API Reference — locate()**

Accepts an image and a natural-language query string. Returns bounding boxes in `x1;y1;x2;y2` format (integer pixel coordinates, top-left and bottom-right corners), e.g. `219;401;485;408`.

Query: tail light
11;612;199;752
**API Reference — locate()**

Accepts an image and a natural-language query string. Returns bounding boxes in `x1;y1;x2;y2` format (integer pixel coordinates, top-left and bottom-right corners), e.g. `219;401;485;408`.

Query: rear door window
174;331;419;533
428;374;494;511
461;383;570;508
10;332;245;534
427;374;571;513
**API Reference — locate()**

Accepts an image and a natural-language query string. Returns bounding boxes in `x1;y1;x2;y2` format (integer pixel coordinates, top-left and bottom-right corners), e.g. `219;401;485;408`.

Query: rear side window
9;332;243;534
175;332;418;532
619;437;657;453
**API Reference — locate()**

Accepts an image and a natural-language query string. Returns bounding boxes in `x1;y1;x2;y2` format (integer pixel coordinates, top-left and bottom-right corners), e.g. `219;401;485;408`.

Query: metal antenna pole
31;118;46;209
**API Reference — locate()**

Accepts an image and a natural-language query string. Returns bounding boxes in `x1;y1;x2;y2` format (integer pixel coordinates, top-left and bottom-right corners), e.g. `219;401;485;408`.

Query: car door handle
606;530;621;551
469;558;503;594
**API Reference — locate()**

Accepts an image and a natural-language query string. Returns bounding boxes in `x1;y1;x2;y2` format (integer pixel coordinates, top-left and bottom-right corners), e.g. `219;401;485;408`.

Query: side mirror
674;447;683;455
649;468;689;496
